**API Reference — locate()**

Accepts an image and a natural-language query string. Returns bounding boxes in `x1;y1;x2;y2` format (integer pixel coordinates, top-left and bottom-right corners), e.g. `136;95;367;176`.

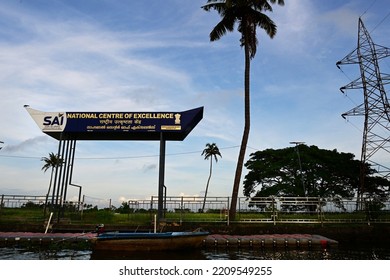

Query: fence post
80;195;85;220
318;196;323;226
150;196;154;222
272;196;276;225
45;212;53;234
227;197;230;226
180;196;183;225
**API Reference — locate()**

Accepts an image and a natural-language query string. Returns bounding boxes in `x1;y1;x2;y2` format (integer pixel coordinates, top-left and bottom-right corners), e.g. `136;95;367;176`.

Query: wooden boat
92;230;209;252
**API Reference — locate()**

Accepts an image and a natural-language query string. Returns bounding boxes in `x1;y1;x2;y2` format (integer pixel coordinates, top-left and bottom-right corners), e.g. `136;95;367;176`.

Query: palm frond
210;15;235;41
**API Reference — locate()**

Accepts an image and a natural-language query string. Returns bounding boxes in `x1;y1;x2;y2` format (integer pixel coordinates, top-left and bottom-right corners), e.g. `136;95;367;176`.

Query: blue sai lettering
43;116;64;126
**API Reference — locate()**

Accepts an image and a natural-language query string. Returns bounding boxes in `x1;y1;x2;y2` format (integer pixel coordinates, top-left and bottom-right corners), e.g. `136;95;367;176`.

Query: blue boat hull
93;231;209;252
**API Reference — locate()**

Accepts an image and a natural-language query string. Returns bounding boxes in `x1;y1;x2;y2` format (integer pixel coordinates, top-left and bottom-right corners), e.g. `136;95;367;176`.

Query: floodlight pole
290;141;306;196
158;132;166;222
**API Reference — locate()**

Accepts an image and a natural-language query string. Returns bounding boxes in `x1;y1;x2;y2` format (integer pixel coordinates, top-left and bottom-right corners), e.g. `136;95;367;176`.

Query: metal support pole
158;132;166;222
56;137;67;221
52;136;63;206
69;140;83;210
59;139;71;218
227;197;230;226
62;140;72;206
163;185;167;218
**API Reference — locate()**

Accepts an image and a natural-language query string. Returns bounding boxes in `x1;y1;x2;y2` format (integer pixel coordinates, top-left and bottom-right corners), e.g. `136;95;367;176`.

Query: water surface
1;246;389;260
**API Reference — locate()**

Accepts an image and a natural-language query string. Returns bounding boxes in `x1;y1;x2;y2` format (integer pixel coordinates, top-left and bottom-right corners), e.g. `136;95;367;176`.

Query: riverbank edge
1;222;390;248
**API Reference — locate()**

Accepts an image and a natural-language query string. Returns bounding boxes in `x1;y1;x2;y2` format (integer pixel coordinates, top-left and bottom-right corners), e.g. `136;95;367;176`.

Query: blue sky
0;0;389;208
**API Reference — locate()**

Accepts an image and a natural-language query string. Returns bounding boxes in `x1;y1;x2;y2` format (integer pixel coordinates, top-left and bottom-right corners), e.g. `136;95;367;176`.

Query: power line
360;0;390;34
360;0;377;18
371;10;390;33
343;117;363;133
0;155;39;159
0;145;240;160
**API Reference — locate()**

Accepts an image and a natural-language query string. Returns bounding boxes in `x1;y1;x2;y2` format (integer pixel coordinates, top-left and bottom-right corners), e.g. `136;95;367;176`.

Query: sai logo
25;106;66;132
43;113;65;126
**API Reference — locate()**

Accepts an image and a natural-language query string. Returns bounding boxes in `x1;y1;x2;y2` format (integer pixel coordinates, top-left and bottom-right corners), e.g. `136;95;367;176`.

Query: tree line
243;144;390;205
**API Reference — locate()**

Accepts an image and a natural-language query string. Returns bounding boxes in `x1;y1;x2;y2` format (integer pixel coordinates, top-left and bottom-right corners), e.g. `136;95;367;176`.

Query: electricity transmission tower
336;17;390;203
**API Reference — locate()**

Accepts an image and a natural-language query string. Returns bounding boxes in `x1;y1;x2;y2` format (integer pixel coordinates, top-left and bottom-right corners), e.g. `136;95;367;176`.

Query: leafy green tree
243;145;390;200
201;143;222;212
41;152;63;213
202;0;284;220
363;175;390;214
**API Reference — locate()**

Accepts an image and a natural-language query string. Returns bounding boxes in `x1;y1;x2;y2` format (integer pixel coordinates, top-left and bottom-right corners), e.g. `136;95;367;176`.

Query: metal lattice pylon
336;17;390;199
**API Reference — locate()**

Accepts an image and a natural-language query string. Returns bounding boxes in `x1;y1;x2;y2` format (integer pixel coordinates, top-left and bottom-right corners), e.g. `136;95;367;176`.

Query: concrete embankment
1;222;389;249
0;232;337;250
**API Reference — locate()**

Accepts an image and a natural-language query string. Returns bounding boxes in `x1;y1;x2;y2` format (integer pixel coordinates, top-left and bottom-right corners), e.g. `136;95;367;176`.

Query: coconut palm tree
201;143;222;212
41;152;63;214
202;0;284;220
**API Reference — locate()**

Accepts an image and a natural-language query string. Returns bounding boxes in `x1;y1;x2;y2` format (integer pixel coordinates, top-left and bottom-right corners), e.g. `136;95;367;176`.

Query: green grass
1;207;390;227
0;208;46;224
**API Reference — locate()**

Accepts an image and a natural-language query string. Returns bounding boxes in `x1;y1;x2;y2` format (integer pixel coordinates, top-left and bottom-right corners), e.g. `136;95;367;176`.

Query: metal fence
0;194;83;211
2;194;390;224
235;196;390;224
0;194;48;208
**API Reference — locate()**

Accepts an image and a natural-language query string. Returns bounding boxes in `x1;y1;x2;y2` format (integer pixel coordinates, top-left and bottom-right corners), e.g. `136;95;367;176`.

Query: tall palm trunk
43;167;54;216
230;38;251;221
202;159;213;212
